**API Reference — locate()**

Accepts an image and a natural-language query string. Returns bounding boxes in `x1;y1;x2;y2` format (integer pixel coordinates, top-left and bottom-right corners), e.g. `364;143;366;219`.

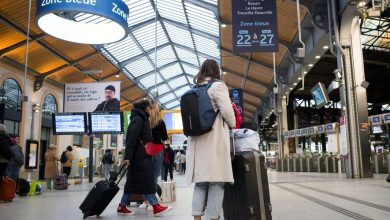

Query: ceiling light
36;1;129;44
304;71;308;74
323;45;329;49
308;64;314;67
223;71;227;75
283;95;286;99
115;73;120;78
221;23;227;28
298;77;302;80
315;55;321;59
293;83;297;86
290;87;293;90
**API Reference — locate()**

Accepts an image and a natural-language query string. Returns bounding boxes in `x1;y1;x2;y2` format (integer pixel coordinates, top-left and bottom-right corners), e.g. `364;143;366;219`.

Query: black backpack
60;151;67;163
180;81;220;136
16;178;30;196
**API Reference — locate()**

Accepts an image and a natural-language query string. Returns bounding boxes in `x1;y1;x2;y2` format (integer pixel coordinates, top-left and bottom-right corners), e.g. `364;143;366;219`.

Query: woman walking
117;99;172;216
45;144;59;190
186;59;236;220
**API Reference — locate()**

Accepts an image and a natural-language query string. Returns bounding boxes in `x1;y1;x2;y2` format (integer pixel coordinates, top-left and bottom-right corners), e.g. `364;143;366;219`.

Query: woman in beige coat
45;144;59;190
186;59;236;220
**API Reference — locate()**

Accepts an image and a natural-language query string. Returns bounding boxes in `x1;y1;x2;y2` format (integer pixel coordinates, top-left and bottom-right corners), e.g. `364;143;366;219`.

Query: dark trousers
163;164;173;181
63;167;71;177
0;163;8;185
181;163;186;174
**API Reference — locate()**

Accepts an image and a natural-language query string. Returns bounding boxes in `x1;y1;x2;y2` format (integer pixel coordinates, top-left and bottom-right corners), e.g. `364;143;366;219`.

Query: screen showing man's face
105;89;115;101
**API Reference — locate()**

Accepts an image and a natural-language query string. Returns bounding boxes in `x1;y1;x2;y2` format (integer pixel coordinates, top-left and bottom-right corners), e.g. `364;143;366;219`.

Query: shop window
1;78;23;111
4;119;19;135
42;94;57;119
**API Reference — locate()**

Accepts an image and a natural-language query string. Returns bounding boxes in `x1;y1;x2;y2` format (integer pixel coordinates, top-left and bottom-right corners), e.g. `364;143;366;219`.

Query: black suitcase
79;164;127;219
223;151;272;220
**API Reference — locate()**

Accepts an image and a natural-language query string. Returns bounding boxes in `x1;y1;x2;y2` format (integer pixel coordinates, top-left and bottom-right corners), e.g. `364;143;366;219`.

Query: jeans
120;193;158;206
6;164;20;181
152;151;164;186
104;163;112;179
192;182;225;219
163;164;173;181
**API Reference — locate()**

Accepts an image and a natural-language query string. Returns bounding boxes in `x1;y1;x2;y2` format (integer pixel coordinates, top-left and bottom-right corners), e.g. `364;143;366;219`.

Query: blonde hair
149;102;161;129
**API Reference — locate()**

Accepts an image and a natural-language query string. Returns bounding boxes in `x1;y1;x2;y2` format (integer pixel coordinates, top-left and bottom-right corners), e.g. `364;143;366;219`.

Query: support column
280;98;289;157
339;9;372;178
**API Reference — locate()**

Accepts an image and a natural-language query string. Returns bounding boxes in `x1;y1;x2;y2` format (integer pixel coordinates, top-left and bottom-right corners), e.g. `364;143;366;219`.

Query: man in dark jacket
163;145;175;181
102;149;114;180
0;124;14;185
6;135;24;180
94;85;120;112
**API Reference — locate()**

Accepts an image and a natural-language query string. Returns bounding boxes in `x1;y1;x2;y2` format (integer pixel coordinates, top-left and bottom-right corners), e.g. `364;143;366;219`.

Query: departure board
89;112;123;134
52;112;87;135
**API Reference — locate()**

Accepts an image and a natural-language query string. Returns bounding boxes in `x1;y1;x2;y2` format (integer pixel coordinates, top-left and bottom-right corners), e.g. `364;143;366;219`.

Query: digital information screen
164;112;183;131
90;113;123;134
312;86;325;106
53;113;87;135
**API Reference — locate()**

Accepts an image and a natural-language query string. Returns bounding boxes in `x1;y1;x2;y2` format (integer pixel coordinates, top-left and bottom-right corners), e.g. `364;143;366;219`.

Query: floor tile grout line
289;182;390;212
274;184;374;220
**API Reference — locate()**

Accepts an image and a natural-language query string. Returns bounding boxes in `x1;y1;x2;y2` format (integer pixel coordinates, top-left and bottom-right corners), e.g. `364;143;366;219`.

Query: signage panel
384;114;390;124
308;127;316;135
302;128;308;136
317;125;325;134
289;130;295;138
232;0;279;52
284;131;289;139
370;115;382;125
229;89;244;115
295;129;302;137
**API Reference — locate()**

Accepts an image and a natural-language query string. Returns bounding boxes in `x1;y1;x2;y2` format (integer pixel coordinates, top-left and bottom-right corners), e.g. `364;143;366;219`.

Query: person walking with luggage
185;59;236;220
117;99;173;216
163;145;175;181
6;135;24;180
0;124;14;185
61;146;74;179
139;101;168;209
102;149;114;180
45;144;59;190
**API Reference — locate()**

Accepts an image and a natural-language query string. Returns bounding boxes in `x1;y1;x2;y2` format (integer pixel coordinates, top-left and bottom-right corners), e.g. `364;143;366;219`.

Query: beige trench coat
186;80;236;184
45;149;59;179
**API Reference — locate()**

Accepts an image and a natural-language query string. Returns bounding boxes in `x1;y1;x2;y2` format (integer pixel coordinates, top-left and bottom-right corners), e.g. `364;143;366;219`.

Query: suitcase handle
115;164;128;186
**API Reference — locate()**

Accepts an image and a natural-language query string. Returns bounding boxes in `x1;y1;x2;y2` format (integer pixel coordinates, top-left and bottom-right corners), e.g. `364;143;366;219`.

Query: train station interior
0;0;390;219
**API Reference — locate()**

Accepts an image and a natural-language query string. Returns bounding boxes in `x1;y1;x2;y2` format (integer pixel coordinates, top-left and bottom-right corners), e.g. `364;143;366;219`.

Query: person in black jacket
163;145;175;181
94;85;120;112
0;124;14;185
117;99;173;216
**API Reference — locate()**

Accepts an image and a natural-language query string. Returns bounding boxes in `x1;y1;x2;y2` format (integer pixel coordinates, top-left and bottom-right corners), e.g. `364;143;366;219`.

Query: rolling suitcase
223;151;272;220
79;164;127;219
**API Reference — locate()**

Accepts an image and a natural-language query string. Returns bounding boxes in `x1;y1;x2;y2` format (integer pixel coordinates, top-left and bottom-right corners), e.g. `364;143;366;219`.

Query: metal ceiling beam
242;53;253;90
118;43;170;68
146;73;188;90
221;47;274;70
0;33;46;56
157;84;189;99
134;61;179;82
182;0;201;67
174;43;219;60
222;67;269;89
163;98;179;106
149;0;192;86
121;85;137;93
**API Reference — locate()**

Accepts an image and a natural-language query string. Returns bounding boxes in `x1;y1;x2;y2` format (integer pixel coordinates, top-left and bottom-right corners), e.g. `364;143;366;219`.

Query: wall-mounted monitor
89;112;124;134
161;110;183;133
311;82;330;109
52;112;87;135
371;125;383;134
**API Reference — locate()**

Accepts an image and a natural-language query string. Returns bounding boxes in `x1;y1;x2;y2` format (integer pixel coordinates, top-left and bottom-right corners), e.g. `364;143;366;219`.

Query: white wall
0;61;73;180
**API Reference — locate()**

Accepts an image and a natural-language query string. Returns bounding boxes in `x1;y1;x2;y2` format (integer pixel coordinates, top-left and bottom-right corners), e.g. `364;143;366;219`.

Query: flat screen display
311;82;330;109
371;125;383;134
89;112;124;134
164;112;183;131
52;112;87;135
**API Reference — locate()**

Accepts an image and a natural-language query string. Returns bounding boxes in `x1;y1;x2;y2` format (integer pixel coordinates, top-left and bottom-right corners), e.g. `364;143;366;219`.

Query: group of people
44;145;74;189
118;59;236;220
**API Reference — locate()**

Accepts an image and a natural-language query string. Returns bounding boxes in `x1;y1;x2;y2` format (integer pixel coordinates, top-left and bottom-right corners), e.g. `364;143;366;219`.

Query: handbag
144;142;164;156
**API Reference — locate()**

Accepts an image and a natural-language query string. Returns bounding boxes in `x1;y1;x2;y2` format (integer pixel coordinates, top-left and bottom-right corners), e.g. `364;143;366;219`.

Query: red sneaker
153;204;173;216
117;204;135;216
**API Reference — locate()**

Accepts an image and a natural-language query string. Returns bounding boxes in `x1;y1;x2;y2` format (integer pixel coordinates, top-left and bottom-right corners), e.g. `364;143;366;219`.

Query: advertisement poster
232;0;279;52
64;82;121;112
340;125;348;155
229;89;244;115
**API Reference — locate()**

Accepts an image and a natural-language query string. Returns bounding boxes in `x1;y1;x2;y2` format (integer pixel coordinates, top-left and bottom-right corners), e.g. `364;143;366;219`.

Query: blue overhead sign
370;115;382;125
231;0;279;53
384;114;390;124
36;0;129;35
229;89;244;115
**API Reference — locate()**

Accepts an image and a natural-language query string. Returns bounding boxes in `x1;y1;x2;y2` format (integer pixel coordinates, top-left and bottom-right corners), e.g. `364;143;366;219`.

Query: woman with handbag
138;101;169;209
117;99;172;216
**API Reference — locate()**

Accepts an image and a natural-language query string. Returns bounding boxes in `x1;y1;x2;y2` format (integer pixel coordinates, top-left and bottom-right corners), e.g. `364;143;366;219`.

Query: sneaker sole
154;206;173;217
117;212;135;216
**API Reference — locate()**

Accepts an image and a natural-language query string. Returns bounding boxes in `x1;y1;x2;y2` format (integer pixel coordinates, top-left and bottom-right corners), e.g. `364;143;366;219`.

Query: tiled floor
0;171;389;220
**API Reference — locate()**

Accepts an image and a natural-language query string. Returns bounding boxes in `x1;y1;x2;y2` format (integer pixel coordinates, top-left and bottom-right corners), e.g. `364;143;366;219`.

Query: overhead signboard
283;131;289;139
370;115;382;125
384;114;390;124
232;0;279;53
229;89;244;115
326;123;339;134
289;130;296;138
295;129;302;137
308;127;316;136
64;82;121;113
302;128;308;136
317;125;325;134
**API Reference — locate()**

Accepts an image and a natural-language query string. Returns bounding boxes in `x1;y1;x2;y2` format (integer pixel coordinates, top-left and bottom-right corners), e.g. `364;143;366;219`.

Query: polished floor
0;170;389;220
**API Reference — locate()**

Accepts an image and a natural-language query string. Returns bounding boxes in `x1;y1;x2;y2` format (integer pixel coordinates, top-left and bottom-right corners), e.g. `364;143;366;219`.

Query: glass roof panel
124;0;155;27
133;22;169;51
125;58;155;77
150;84;170;95
185;2;219;36
165;23;194;49
159;93;176;103
155;0;187;25
193;34;220;58
159;63;183;79
175;47;199;66
168;76;188;89
182;64;199;76
148;45;176;68
166;100;180;109
104;36;142;62
201;0;218;5
101;49;118;65
140;74;164;88
175;85;191;97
